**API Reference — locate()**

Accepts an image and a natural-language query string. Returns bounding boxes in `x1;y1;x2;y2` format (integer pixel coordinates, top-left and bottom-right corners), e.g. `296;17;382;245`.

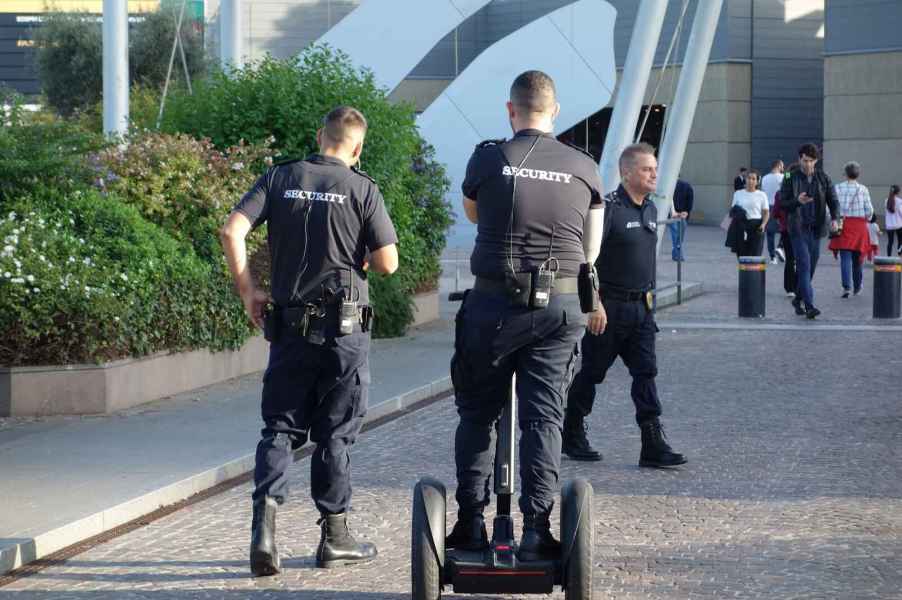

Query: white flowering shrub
0;189;251;366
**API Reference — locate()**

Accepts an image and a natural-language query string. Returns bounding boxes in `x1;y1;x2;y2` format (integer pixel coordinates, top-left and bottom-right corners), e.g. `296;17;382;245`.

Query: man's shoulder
350;165;378;186
557;139;597;164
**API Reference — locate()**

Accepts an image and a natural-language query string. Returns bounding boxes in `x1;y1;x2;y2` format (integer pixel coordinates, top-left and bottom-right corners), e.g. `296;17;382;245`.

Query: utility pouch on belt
360;306;373;333
262;305;280;342
578;263;600;313
506;272;533;308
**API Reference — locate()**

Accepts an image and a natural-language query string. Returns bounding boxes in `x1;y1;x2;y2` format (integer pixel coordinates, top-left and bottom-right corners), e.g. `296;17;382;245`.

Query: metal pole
102;0;128;138
220;0;243;70
655;0;725;231
598;0;668;194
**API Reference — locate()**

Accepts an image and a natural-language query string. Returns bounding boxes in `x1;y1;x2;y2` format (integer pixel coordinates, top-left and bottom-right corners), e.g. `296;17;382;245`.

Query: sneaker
791;296;805;315
785;291;797;298
841;289;850;299
806;306;821;320
770;257;778;265
897;247;902;257
776;248;786;262
853;288;862;296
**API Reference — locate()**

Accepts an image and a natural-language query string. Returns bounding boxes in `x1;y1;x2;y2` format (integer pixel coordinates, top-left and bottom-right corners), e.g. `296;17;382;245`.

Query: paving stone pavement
2;324;901;599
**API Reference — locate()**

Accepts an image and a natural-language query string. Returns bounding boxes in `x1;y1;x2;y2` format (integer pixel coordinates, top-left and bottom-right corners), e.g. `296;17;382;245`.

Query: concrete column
102;0;128;137
655;0;725;225
598;0;668;194
220;0;243;70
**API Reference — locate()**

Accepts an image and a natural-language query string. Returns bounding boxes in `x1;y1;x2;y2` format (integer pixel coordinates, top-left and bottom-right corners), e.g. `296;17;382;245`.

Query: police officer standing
220;106;399;576
447;70;607;560
562;143;687;468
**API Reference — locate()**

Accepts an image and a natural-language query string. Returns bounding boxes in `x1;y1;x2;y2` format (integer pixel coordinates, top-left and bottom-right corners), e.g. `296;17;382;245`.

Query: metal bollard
873;256;902;319
737;256;766;318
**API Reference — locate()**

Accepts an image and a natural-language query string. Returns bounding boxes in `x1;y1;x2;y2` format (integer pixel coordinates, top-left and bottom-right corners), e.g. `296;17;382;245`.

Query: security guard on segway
447;70;607;560
220;106;399;576
562;143;687;468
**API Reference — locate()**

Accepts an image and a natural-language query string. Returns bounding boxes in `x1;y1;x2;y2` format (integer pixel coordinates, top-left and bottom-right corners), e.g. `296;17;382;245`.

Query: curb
0;375;454;577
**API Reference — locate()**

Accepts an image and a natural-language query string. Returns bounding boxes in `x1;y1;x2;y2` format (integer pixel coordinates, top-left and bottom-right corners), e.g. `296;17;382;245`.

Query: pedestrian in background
730;169;769;257
734;167;747;191
885;184;902;256
771;188;797;296
669;178;693;262
828;161;873;298
867;214;881;262
760;160;785;263
780;143;840;319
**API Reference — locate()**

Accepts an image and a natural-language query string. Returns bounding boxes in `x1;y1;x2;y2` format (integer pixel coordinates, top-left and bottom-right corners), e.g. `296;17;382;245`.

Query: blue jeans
765;219;779;258
839;250;862;292
668;220;686;260
790;227;821;308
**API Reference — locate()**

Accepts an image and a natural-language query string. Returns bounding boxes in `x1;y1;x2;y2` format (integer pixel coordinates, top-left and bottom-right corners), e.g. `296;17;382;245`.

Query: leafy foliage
32;12;103;117
0;90;107;202
130;7;206;89
0;189;251;366
95;132;276;262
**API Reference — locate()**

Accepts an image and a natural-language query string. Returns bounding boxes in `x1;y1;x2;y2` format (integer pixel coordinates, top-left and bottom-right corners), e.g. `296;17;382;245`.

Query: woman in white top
731;169;770;257
885;184;902;256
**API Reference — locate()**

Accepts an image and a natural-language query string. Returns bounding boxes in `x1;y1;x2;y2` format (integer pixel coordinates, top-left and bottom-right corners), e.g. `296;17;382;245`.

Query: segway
411;292;594;599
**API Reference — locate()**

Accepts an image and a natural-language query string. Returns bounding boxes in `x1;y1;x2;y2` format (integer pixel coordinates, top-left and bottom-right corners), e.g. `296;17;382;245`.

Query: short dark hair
739;167;747;173
619;143;656;171
771;159;783;170
798;143;819;160
844;161;860;179
510;70;557;114
322;106;368;146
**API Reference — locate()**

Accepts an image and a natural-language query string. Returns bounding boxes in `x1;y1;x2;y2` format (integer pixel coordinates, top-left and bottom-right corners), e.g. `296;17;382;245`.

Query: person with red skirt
828;161;874;298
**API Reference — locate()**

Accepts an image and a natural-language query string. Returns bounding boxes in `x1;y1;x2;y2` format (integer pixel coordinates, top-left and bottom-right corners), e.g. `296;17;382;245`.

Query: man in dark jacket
779;143;840;319
669;178;693;261
733;167;747;191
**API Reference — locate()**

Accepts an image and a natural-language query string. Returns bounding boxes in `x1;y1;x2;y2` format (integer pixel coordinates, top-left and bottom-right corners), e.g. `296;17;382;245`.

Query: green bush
131;7;206;89
32;12;102;117
33;9;206;117
0;90;107;201
162;46;452;335
0;188;250;366
95;131;276;262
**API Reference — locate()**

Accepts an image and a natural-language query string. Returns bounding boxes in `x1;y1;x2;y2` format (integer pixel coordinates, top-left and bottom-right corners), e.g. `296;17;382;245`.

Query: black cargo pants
451;289;585;518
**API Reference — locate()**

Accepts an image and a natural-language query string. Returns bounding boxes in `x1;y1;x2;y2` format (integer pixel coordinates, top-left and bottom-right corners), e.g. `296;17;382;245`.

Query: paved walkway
2;226;901;598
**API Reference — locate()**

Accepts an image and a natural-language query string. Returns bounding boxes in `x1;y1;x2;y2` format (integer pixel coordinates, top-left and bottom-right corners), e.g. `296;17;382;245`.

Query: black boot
562;412;603;462
445;512;488;551
517;514;561;561
639;419;687;468
316;513;378;568
791;296;805;315
249;496;281;576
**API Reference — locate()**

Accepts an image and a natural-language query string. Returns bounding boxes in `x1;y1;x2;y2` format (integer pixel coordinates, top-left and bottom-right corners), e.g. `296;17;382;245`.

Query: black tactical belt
599;286;648;302
474;276;579;295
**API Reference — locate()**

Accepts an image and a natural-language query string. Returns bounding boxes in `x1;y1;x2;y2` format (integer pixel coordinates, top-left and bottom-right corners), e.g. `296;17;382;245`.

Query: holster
578;263;600;313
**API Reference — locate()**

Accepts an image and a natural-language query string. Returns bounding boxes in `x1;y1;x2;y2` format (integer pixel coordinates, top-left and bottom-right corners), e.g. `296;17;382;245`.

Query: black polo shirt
461;129;603;278
233;154;398;306
596;185;658;292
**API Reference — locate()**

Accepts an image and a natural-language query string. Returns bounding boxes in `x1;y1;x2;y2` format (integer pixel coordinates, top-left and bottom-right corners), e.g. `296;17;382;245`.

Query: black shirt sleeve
233;170;271;229
461;148;488;200
586;164;604;207
364;185;399;251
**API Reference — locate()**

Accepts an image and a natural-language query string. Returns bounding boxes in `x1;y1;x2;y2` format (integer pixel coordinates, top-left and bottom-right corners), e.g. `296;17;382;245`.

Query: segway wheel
412;479;445;600
561;479;594;600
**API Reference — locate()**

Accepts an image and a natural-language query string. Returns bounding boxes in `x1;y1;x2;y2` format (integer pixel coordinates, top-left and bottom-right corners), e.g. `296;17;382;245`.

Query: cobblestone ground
3;325;901;599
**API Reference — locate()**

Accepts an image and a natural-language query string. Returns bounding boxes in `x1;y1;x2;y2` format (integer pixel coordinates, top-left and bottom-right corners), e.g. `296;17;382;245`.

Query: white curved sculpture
417;0;617;205
316;0;493;92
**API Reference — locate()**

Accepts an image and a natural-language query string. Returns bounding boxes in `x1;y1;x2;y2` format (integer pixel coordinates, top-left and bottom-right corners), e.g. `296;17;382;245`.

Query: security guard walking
447;70;607;561
562;143;687;468
220;106;399;576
